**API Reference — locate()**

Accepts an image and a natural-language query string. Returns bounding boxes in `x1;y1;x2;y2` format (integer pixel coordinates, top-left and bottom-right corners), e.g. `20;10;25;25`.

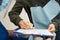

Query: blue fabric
30;0;60;29
55;30;60;40
0;22;28;40
10;37;28;40
0;0;28;40
0;0;10;11
0;22;10;40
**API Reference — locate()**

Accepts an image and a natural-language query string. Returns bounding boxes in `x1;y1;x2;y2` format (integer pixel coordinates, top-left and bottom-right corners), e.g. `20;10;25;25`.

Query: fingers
19;20;34;29
48;24;55;33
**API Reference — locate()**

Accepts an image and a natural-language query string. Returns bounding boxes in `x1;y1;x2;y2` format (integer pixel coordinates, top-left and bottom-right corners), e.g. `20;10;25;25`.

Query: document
30;0;60;29
13;29;53;37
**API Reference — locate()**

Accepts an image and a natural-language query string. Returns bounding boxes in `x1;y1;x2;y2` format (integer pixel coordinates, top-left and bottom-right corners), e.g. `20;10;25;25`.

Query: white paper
14;29;53;36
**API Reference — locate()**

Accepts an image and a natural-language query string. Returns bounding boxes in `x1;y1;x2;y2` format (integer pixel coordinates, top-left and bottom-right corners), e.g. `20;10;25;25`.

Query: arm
8;0;23;26
8;0;33;29
7;30;16;38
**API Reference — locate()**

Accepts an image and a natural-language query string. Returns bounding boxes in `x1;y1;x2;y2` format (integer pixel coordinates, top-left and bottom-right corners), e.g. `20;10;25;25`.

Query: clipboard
12;28;53;38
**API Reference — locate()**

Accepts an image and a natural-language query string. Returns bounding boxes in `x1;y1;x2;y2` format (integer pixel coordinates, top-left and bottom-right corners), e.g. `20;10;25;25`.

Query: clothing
8;0;60;40
9;0;50;26
0;0;11;40
0;0;2;5
10;37;28;40
0;0;11;21
55;29;60;40
0;0;28;40
0;22;10;40
9;0;60;29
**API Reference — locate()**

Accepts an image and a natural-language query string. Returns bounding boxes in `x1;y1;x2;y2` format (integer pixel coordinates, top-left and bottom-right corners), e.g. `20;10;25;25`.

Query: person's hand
19;20;34;29
48;24;55;33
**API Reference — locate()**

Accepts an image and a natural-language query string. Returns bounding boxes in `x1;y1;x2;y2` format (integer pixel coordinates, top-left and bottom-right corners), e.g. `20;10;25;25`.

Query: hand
48;24;55;33
19;20;34;29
